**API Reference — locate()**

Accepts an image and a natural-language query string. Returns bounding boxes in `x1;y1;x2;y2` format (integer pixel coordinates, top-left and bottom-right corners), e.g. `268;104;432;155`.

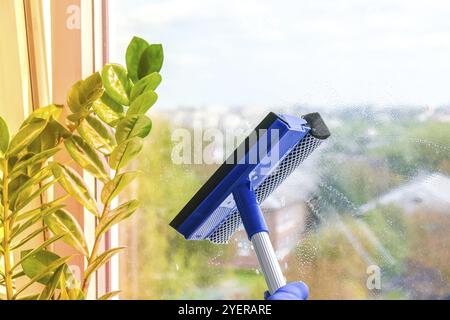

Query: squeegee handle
252;232;286;294
233;182;286;294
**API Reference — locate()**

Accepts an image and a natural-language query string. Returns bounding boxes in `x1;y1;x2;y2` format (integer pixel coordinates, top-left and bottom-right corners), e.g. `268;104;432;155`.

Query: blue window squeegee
170;112;330;294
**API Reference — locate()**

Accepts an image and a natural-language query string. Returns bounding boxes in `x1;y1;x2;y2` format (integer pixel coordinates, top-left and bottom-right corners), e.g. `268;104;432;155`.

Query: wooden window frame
23;0;116;299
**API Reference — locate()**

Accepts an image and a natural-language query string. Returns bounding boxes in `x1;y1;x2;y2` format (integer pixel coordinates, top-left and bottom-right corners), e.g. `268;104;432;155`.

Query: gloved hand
264;281;309;300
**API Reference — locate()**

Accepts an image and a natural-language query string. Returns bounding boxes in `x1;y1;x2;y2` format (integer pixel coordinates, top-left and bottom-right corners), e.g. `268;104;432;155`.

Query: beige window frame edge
22;0;114;299
0;0;32;133
0;0;33;300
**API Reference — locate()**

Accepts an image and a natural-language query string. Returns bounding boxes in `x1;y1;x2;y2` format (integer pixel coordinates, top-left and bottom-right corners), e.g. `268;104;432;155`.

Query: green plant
0;36;163;300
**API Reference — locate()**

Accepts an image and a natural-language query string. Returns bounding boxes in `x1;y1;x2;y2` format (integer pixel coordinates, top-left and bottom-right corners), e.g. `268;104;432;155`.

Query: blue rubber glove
264;282;309;300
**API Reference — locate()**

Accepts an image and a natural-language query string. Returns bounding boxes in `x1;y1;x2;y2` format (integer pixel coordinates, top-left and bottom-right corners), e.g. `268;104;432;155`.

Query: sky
109;0;450;109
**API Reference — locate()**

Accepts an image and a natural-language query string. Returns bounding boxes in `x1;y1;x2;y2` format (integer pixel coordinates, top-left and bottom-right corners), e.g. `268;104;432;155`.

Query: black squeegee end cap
302;112;331;140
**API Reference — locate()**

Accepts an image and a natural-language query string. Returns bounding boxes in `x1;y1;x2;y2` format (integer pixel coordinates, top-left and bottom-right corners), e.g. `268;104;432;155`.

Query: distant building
360;173;450;215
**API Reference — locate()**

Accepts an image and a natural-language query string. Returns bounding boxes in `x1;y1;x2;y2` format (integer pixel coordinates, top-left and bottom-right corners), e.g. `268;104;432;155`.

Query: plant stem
81;162;121;297
39;186;51;249
2;160;13;299
81;192;112;296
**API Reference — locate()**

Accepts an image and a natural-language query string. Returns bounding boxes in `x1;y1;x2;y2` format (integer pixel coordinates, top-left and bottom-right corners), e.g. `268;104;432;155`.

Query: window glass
110;0;450;299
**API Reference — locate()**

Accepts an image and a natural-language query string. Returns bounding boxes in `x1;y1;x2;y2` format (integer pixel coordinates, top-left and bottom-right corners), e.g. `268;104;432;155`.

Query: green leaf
84;247;124;282
14;195;68;223
9;166;54;210
10;164;52;195
92;93;125;127
11;270;26;280
11;227;47;250
38;265;65;300
126;90;158;116
67;72;104;112
77;115;116;154
14;178;60;213
101;64;132;106
7;118;48;156
0;116;9;157
13;234;66;272
22;104;64;126
11;150;54;176
98;290;121;300
19;250;67;284
109;137;143;170
59;268;82;300
138;44;164;79
58;272;70;300
67;81;91;113
37;120;72;152
8;174;31;208
130;72;162;102
26;120;68;155
101;172;138;204
126;36;149;82
11;204;65;239
96;200;139;237
16;294;40;300
16;252;73;298
64;136;108;182
115;114;152;144
67;288;84;300
0;226;4;248
52;164;99;216
7;156;18;173
44;209;89;256
11;147;60;178
66;110;90;129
